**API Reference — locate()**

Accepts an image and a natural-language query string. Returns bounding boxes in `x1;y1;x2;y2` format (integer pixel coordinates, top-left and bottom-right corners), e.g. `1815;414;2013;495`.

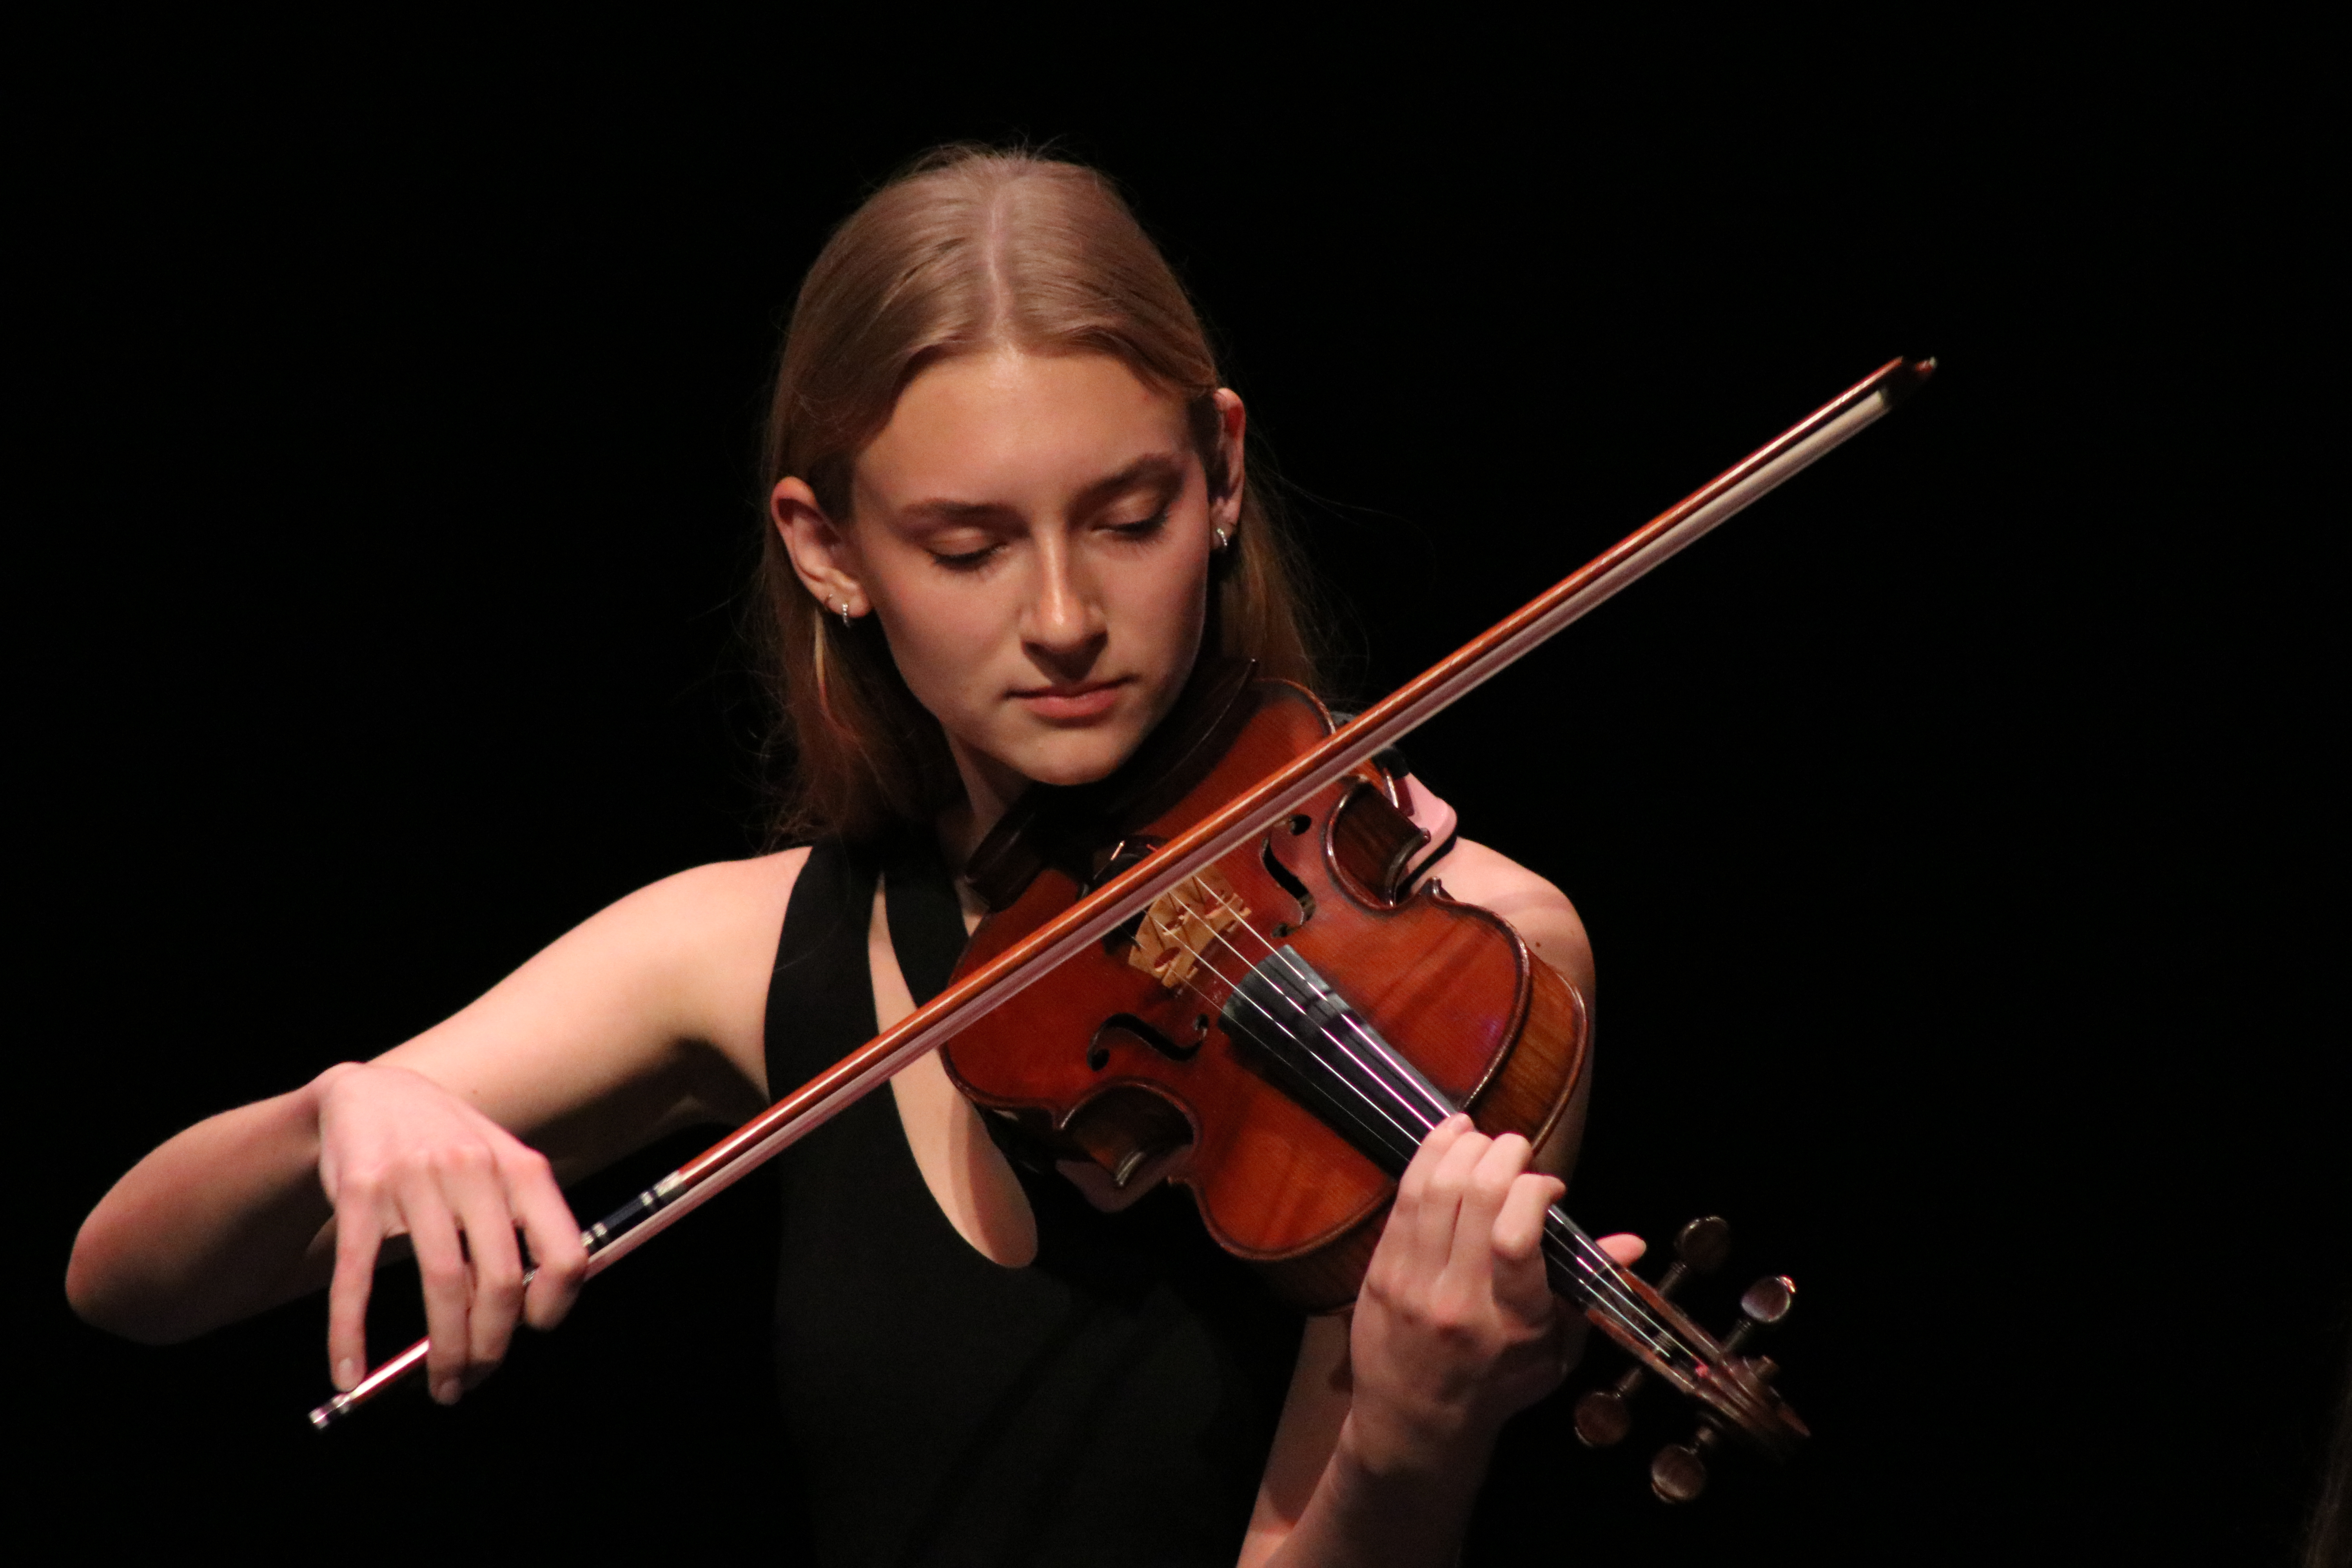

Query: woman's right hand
313;1061;587;1404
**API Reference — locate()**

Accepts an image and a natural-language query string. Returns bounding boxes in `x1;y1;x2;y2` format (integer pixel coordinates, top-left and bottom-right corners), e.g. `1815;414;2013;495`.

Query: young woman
67;147;1640;1567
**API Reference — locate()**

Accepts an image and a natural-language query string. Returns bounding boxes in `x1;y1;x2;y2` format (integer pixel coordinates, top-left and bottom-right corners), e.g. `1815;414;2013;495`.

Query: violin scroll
1570;1215;1803;1503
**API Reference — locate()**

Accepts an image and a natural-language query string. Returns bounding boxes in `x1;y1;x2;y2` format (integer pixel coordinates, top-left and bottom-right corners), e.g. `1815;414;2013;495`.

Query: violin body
943;677;1591;1311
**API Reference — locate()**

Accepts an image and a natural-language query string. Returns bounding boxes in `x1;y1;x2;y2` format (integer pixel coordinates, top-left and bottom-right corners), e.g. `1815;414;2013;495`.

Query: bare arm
67;1076;351;1344
66;850;800;1396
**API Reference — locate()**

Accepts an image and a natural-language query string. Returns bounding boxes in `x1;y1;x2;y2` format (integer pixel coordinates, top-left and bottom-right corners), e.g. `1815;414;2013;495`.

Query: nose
1021;533;1107;679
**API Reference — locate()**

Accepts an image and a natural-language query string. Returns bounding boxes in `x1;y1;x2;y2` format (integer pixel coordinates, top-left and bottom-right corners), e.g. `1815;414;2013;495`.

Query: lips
1012;678;1130;722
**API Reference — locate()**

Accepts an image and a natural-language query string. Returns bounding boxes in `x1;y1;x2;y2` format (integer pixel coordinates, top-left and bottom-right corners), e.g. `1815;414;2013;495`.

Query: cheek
1133;538;1213;664
875;586;1000;708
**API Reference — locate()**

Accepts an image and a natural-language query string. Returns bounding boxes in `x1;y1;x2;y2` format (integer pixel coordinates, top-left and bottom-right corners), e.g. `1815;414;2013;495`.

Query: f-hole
1088;1013;1199;1069
1261;813;1317;937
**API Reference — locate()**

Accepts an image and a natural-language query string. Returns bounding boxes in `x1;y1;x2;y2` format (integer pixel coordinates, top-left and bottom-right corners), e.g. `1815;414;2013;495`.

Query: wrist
303;1059;370;1116
1335;1401;1500;1493
307;1060;368;1094
1289;1411;1495;1568
300;1062;373;1178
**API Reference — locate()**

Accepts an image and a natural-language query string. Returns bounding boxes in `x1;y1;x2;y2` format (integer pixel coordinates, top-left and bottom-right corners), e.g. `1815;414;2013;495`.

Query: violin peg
1721;1274;1796;1356
1671;1215;1731;1278
1575;1217;1732;1450
1573;1387;1633;1448
1649;1425;1724;1505
1740;1273;1795;1325
1574;1355;1651;1448
1573;1223;1808;1494
1651;1216;1730;1300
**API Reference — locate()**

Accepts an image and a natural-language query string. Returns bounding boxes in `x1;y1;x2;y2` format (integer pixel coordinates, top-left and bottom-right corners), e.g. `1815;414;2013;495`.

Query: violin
311;357;1935;1499
945;666;1800;1499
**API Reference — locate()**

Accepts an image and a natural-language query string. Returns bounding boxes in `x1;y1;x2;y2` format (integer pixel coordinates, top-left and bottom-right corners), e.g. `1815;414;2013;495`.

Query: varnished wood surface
946;682;1591;1307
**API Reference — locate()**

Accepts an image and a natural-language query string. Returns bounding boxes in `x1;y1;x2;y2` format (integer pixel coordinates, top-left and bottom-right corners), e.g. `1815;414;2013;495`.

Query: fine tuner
1571;1216;1801;1503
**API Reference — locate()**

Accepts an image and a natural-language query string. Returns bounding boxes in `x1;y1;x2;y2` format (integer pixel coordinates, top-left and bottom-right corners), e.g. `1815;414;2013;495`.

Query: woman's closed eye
922;497;1172;573
929;539;1005;572
1100;509;1169;544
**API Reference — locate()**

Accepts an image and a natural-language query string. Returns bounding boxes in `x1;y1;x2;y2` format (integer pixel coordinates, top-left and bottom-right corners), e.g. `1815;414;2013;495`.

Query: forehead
855;350;1193;508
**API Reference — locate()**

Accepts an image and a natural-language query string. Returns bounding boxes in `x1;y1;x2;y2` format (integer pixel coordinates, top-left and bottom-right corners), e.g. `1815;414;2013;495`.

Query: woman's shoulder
512;846;818;1042
642;844;814;919
549;846;815;981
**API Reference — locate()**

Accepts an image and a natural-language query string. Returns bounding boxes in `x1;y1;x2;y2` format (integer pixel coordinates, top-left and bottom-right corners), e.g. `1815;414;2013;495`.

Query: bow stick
310;354;1934;1430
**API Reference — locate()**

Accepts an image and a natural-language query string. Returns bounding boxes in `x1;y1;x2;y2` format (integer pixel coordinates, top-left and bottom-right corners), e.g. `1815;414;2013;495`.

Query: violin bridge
1127;868;1251;992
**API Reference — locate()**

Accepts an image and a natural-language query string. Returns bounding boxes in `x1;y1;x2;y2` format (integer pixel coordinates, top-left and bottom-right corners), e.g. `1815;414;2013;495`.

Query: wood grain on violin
945;677;1589;1313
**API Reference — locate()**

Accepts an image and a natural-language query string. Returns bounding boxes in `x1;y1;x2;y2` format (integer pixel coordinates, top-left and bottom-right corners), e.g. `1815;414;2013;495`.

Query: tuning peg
1649;1424;1723;1503
1572;1216;1729;1449
1572;1374;1640;1448
1646;1277;1798;1504
1720;1273;1796;1357
1658;1215;1731;1289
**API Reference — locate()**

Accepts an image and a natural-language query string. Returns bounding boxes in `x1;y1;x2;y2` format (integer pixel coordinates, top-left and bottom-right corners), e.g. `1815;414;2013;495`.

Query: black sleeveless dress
764;829;1303;1568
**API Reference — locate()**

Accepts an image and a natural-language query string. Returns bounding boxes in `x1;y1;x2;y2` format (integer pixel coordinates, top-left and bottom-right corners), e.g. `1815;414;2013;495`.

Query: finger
1387;1116;1473;1272
505;1149;585;1331
1489;1172;1566;1323
1396;1114;1472;1212
1368;1115;1472;1301
1442;1132;1534;1286
326;1199;384;1392
444;1154;526;1376
1597;1232;1648;1267
1414;1120;1492;1264
1491;1171;1564;1264
399;1185;473;1405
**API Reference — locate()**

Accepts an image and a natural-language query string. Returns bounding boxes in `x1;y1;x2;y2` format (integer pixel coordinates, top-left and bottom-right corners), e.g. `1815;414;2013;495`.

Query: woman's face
775;350;1243;815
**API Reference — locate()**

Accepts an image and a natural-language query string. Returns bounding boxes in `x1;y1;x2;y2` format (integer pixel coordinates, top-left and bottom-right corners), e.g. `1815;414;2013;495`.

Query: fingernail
434;1379;461;1406
334;1358;357;1391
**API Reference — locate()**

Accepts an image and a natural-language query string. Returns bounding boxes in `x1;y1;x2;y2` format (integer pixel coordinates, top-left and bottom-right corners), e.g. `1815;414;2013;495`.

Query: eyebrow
900;451;1189;524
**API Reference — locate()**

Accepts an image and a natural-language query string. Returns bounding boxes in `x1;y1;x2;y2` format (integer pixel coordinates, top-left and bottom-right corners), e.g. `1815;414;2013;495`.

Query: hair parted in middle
757;144;1321;845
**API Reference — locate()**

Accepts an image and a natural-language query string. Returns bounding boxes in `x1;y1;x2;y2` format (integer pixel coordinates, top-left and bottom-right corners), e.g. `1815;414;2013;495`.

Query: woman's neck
938;737;1030;878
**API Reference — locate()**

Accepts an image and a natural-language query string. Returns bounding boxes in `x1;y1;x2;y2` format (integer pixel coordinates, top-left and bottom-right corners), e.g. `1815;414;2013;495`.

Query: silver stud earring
838;600;853;629
1213;526;1231;551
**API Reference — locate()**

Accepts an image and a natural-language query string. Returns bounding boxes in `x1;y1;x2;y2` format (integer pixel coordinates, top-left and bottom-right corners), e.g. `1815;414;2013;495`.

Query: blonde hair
755;145;1318;844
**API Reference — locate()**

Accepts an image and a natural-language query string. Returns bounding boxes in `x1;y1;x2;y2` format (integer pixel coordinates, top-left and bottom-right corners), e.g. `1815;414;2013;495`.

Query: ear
771;477;871;619
1209;388;1247;534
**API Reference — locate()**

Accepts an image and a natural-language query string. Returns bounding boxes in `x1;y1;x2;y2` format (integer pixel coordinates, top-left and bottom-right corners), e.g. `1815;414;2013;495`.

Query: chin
1013;725;1144;789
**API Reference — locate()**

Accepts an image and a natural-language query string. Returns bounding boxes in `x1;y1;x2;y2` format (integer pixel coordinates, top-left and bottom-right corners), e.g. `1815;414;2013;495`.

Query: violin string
1158;889;1679;1354
1145;891;1673;1349
1142;898;1437;1160
1266;953;1676;1348
1134;884;1692;1368
1140;902;1450;1160
1142;889;1641;1338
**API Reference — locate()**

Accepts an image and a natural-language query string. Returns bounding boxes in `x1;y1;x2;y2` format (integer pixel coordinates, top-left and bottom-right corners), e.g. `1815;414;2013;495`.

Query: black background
24;24;2340;1566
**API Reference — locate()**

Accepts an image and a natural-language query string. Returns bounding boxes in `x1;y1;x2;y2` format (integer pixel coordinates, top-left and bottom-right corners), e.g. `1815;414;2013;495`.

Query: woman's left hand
1243;1119;1646;1564
1345;1114;1641;1472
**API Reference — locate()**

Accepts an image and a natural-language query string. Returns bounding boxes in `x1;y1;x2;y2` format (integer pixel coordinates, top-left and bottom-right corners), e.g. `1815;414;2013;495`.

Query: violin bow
310;354;1934;1429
